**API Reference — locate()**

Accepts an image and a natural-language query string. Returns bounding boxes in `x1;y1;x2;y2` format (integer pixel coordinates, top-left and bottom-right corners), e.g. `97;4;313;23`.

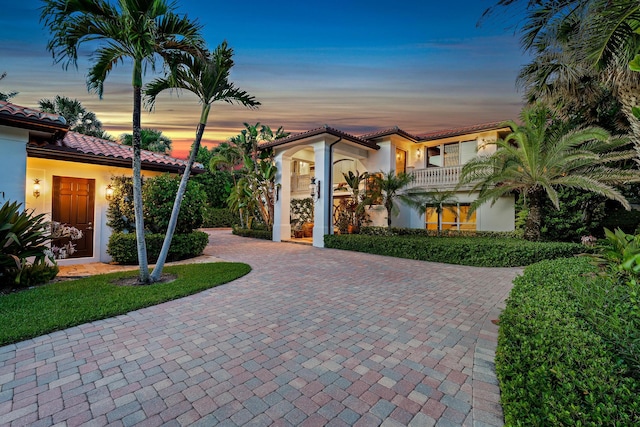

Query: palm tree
39;95;110;139
404;189;459;235
144;42;259;282
210;142;243;174
0;72;18;101
120;128;172;153
459;104;640;240
370;171;415;228
484;0;640;146
41;0;204;284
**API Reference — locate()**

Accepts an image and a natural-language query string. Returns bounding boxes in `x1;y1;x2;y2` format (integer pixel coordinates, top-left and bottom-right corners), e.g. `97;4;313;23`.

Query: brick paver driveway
0;230;521;426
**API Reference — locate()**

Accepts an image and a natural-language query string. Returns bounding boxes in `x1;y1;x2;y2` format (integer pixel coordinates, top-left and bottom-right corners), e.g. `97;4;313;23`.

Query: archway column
312;141;331;248
273;151;291;242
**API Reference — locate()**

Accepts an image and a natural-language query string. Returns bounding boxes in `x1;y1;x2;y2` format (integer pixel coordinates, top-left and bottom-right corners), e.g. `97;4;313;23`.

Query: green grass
0;262;251;346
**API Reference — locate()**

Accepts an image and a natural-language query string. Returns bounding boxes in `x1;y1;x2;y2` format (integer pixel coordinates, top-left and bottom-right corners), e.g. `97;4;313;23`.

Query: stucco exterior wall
0;125;28;206
27;157;164;264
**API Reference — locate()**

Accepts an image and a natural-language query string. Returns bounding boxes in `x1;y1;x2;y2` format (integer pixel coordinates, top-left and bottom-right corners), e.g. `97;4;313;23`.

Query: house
269;123;515;247
0;101;203;265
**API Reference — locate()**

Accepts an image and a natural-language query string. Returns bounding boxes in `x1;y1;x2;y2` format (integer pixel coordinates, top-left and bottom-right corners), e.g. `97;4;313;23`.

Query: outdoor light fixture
309;177;320;200
416;147;422;158
33;179;41;198
105;184;114;201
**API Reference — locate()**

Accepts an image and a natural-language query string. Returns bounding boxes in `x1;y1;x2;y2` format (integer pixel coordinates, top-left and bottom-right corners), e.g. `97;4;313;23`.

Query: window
426;140;478;168
425;203;476;231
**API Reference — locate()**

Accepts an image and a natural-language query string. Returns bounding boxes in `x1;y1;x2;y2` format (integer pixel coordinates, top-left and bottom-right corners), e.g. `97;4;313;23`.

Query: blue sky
0;0;527;157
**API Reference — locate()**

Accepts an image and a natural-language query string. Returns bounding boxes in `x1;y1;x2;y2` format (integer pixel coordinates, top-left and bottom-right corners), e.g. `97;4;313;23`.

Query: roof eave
27;146;205;175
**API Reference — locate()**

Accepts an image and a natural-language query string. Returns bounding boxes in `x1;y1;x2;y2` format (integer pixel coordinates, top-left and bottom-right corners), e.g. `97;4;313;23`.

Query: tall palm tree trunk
132;84;150;283
524;189;544;241
150;107;209;282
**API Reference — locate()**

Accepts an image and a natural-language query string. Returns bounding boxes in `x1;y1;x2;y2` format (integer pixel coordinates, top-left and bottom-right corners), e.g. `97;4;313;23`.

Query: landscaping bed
496;257;640;425
324;234;585;267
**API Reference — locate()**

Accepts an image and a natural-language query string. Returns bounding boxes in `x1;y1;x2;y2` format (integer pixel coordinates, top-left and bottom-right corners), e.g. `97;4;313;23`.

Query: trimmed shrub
202;207;237;228
108;231;208;264
360;226;523;239
497;257;640;425
232;228;272;240
143;174;206;234
324;234;584;267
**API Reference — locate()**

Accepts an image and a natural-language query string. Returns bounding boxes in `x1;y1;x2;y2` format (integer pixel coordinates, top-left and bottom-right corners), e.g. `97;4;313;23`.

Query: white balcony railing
410;166;462;189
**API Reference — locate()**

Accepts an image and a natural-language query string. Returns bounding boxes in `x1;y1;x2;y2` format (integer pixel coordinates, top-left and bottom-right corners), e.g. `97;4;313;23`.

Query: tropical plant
144;42;259;281
0;201;53;286
0;72;18;101
459;104;640;240
404;189;459;236
41;0;204;284
224;123;288;232
210;142;243;174
119;128;172;153
483;0;640;148
39;95;110;139
369;171;415;228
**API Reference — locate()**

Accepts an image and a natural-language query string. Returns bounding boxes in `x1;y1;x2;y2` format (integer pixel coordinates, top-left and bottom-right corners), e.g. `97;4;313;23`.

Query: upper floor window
426;140;477;168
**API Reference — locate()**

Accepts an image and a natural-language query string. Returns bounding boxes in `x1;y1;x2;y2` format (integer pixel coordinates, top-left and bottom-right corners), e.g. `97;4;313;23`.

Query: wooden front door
52;176;95;258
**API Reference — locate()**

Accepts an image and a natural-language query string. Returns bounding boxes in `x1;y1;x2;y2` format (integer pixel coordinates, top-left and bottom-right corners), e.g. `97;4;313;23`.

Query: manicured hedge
360;226;523;239
231;228;272;240
497;257;640;425
108;231;208;264
202;207;237;228
323;234;585;267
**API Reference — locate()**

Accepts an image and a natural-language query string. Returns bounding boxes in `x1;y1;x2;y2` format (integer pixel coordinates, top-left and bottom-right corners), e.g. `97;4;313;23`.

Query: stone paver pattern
0;229;521;426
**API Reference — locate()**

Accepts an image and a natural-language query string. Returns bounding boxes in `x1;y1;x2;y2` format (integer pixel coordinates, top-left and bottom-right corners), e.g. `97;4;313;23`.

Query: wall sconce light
105;184;114;201
416;147;422;159
309;177;320;200
33;179;41;198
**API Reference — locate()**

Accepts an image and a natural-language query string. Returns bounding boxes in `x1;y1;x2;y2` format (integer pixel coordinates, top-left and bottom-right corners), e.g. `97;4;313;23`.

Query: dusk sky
0;1;528;158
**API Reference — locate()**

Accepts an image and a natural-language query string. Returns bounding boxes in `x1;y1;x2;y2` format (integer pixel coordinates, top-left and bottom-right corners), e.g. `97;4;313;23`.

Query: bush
192;170;234;208
8;260;59;288
600;207;640;236
324;234;584;267
143;174;206;234
107;175;206;234
107;231;208;264
232;227;272;240
202;207;237;228
497;257;640;425
360;226;523;239
106;176;137;233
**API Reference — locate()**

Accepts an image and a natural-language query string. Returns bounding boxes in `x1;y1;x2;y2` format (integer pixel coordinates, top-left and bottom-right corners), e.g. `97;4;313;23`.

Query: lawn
0;262;250;346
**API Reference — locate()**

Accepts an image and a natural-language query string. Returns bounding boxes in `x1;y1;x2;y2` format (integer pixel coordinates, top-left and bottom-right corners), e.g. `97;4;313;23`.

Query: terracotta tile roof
0;101;68;131
28;131;203;173
63;132;202;169
360;126;419;142
259;125;379;150
417;121;511;141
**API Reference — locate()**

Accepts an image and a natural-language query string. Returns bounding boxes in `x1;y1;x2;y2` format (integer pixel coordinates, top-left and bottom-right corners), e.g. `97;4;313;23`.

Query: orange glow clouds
1;1;526;159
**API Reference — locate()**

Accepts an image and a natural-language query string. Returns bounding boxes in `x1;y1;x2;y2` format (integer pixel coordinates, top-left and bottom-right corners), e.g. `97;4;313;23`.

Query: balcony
409;166;463;189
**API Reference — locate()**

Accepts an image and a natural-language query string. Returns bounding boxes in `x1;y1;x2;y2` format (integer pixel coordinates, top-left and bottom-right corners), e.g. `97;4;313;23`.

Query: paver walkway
0;229;521;426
